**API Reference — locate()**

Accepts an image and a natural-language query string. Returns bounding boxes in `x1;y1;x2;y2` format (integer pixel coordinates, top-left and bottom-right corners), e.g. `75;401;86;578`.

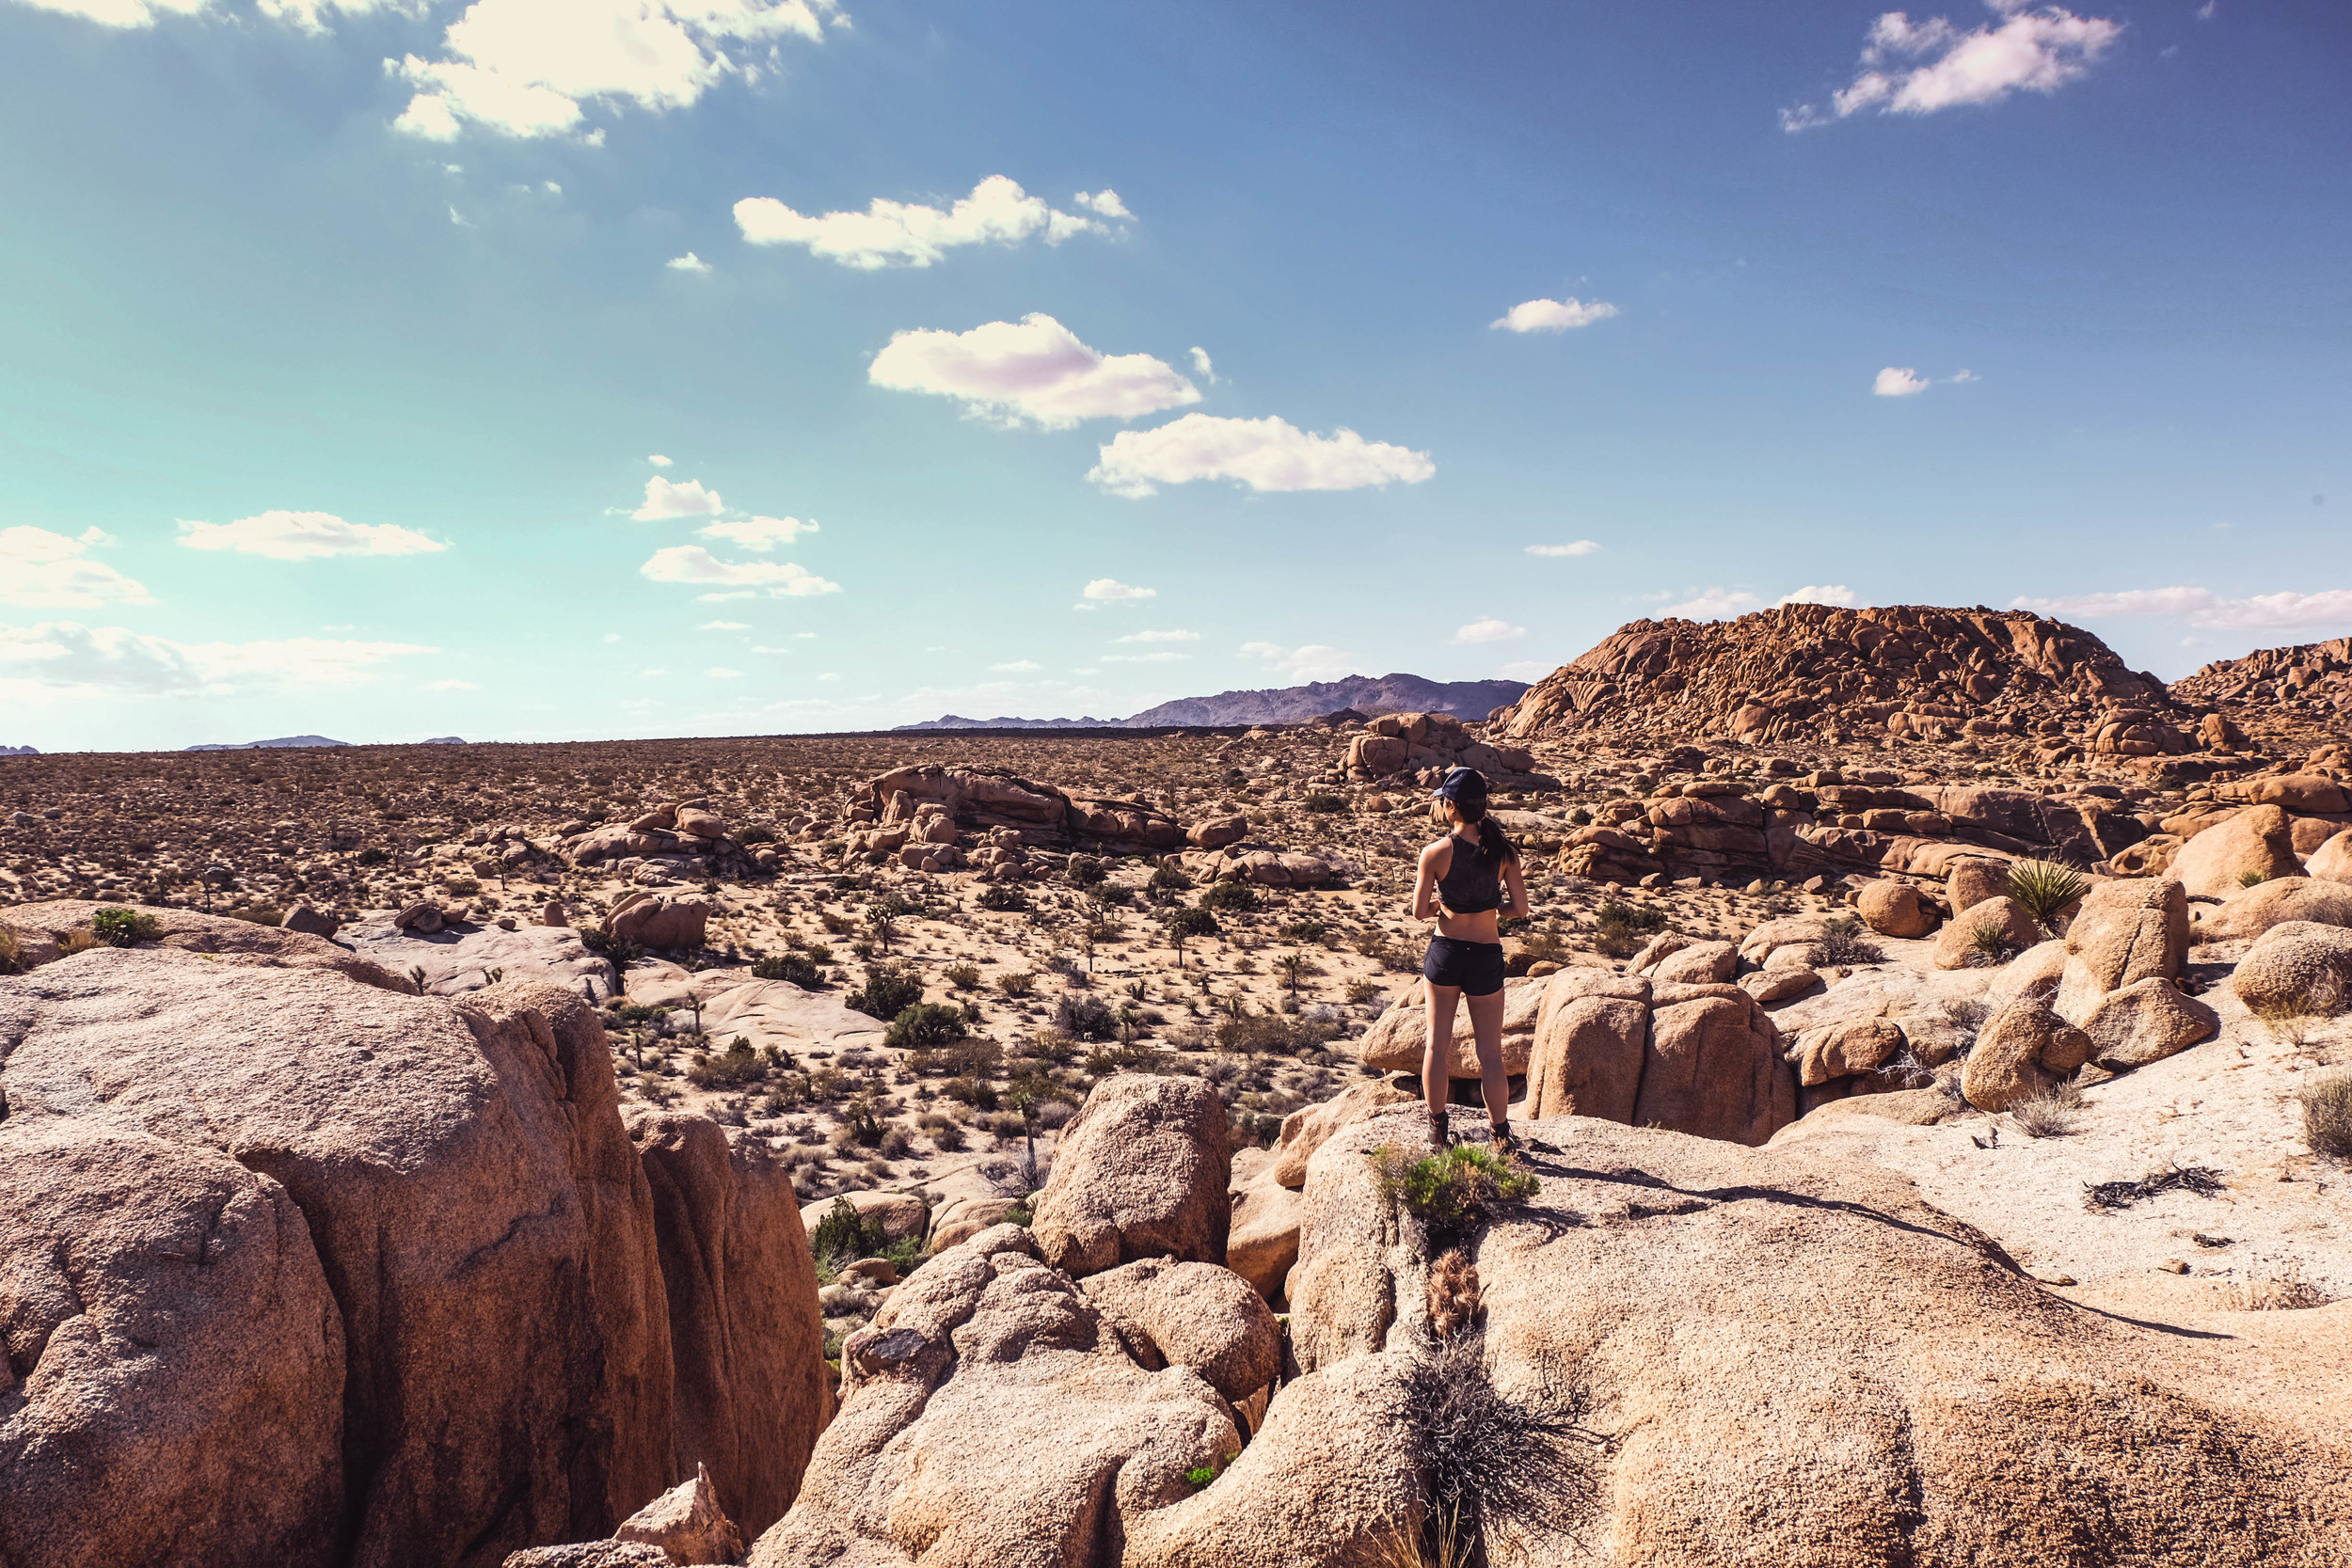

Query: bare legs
1422;980;1511;1132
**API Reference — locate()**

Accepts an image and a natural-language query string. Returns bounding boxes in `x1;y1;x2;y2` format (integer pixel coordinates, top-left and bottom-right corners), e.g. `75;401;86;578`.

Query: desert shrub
686;1036;765;1089
1517;928;1570;964
753;951;823;987
355;846;389;866
943;1075;1000;1112
2222;1259;2336;1311
59;928;103;956
1964;923;2023;968
846;963;924;1022
1345;976;1387;1006
1216;1010;1337;1055
1809;915;1885;968
735;824;776;845
1592;898;1666;959
1066;856;1106;887
0;927;23;976
2010;1080;2084;1138
1200;879;1262;913
1303;792;1347;814
977;883;1028;912
879;1125;914;1160
2238;868;2270;889
2303;1071;2352;1163
928;1119;968;1152
996;969;1038;999
1055;992;1120;1041
1373;1144;1538;1236
1278;917;1328;944
90;907;160;948
808;1197;892;1267
1148;863;1193;894
1395;1331;1599;1565
2006;859;2090;929
944;961;982;991
1566;806;1594;828
885;1002;969;1051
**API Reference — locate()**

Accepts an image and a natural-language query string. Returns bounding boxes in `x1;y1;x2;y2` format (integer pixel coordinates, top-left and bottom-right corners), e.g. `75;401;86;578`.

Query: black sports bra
1436;832;1502;914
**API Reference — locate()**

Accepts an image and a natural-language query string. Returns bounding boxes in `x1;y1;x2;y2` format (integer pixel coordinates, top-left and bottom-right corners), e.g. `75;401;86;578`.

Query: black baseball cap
1433;767;1487;809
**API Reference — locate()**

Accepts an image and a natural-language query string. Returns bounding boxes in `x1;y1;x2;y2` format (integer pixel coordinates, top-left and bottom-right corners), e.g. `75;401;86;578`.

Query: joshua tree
1167;906;1219;968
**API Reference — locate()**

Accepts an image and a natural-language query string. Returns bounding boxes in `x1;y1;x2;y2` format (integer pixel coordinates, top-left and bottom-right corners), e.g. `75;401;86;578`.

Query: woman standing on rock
1413;766;1527;1148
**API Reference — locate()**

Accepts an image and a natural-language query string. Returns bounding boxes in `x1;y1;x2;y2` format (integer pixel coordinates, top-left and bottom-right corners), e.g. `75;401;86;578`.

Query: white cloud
1777;584;1859;607
1114;628;1200;643
989;659;1041;673
1104;651;1191;664
2012;587;2352;630
1077;578;1155;608
1525;541;1601;558
1874;367;1931;397
816;672;839;681
706;667;743;678
1786;2;2122;130
751;643;794;654
698;619;750;630
641;546;841;597
8;0;212;27
603;632;623;642
734;175;1124;270
647;453;674;467
868;314;1199;431
1490;296;1619;334
0;619;432;703
634;476;724;519
666;252;711;273
390;0;840;142
1189;346;1216;382
0;527;156;609
1948;369;1979;383
699;515;816;550
1499;660;1549;681
1452;617;1524;644
1662;588;1765;620
176;510;446;560
424;677;478;690
1238;641;1354;683
1072;189;1131;218
1089;414;1436;499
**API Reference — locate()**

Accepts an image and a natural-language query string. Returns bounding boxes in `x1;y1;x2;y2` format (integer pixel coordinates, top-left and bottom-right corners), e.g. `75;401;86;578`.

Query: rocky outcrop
1959;998;2094;1110
849;764;1188;852
612;1464;745;1566
0;935;678;1567
628;1110;831;1540
1267;1077;1421;1187
2054;878;2186;1022
0;897;410;992
1510;967;1795;1145
1340;709;1550;789
747;1227;1234;1568
606;891;713;952
1078;1258;1281;1403
2170;803;2302;898
2191;877;2352;942
2230;920;2352;1017
1030;1075;1233;1278
340;917;615;998
2171;635;2352;750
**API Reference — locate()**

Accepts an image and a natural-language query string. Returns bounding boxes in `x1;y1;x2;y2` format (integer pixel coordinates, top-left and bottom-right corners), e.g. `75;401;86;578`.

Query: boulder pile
1495;603;2215;762
560;799;774;881
2174;635;2352;752
1339;709;1555;789
850;764;1188;853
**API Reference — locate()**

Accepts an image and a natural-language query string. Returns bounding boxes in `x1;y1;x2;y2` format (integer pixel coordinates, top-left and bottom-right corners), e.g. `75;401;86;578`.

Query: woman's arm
1412;838;1448;921
1502;854;1530;921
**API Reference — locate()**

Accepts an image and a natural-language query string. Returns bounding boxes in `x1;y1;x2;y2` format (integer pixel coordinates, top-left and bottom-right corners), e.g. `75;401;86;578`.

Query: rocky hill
2172;636;2352;752
1123;673;1527;727
184;734;350;751
894;714;1116;731
0;744;35;756
1494;603;2222;764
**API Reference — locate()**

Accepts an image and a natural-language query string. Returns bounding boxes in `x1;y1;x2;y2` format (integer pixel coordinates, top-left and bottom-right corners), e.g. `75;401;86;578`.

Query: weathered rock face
2055;878;2186;1023
1030;1075;1233;1278
1960;998;2093;1110
1223;1177;1303;1303
2172;635;2352;750
2191;876;2352;942
2230;920;2352;1017
850;764;1189;852
1524;973;1651;1123
1291;1115;2352;1565
341;917;615;999
0;898;409;992
748;1227;1234;1568
2170;804;2302;899
0;1123;347;1568
1078;1258;1281;1404
612;1463;745;1566
1930;894;2045;970
0;946;677;1568
2079;976;2219;1071
1341;708;1548;788
1633;991;1796;1146
1856;879;1938;938
628;1110;831;1540
1268;1077;1420;1187
1494;603;2183;749
606;891;712;951
2308;829;2352;884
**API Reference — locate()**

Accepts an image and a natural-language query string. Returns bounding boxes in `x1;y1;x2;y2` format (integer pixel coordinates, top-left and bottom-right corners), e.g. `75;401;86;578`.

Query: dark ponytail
1467;806;1518;870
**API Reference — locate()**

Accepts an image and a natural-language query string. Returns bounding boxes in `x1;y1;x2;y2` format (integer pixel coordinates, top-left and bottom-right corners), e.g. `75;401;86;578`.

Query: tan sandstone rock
1030;1074;1232;1278
2169;803;2301;899
1;898;407;991
1524;970;1652;1123
1960;998;2093;1111
2054;878;2186;1024
1631;992;1795;1146
797;1189;930;1247
2307;829;2352;884
1223;1178;1303;1302
1946;856;2010;912
2192;876;2352;942
607;891;713;952
1079;1257;1281;1402
613;1463;745;1565
2079;977;2220;1071
1931;895;2045;970
2229;920;2352;1018
1269;1076;1420;1187
1857;879;1938;938
1358;974;1544;1075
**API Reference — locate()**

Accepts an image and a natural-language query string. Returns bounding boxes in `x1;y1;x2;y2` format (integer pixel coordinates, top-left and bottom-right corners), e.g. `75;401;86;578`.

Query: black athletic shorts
1422;936;1505;997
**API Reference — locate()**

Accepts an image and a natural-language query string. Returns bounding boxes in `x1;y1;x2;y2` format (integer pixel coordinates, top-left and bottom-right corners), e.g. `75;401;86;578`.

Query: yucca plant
2005;858;2089;931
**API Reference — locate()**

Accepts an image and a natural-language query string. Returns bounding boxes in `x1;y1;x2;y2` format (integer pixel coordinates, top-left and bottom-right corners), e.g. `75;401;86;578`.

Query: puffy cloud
1777;584;1858;607
391;0;840;141
734;175;1123;270
1452;617;1525;644
698;619;750;630
2011;587;2352;630
1077;578;1155;608
647;453;674;467
640;546;842;596
700;515;816;550
176;510;446;560
1786;2;2122;130
1239;641;1354;683
0;619;433;703
666;252;711;273
634;476;724;519
1071;189;1131;218
1525;541;1600;558
1662;588;1765;620
989;659;1041;673
1104;651;1190;664
1114;628;1199;643
1874;367;1931;397
1089;414;1435;499
0;527;156;609
9;0;212;27
868;314;1199;431
1188;346;1216;382
1490;296;1619;334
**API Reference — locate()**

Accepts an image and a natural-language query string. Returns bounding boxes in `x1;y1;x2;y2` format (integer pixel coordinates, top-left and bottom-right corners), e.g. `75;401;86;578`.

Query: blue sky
1;0;2344;750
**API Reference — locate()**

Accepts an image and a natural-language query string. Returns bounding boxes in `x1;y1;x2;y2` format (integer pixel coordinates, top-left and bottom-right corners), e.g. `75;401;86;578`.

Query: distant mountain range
894;673;1531;732
184;735;350;751
0;744;37;756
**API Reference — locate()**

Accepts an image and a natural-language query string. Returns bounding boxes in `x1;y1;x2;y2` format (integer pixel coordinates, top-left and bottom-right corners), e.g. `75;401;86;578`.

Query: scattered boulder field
3;603;2351;1565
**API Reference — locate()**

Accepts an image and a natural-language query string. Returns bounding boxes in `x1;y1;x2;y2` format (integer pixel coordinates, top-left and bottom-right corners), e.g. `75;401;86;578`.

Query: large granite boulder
1030;1075;1233;1278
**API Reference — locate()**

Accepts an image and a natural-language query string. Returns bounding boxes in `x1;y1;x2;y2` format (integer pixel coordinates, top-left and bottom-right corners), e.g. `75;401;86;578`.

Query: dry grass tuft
2010;1080;2085;1138
1398;1331;1600;1566
2223;1259;2337;1311
2302;1070;2352;1163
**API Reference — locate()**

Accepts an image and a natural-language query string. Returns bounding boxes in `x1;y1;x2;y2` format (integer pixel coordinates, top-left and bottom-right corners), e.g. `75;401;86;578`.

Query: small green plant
1148;862;1194;894
1809;914;1886;969
978;882;1029;911
90;908;160;948
753;951;823;987
1055;992;1119;1042
1592;897;1667;959
1166;905;1221;966
996;969;1039;999
944;961;982;991
1302;792;1347;814
687;1036;765;1089
1200;879;1262;913
1184;1464;1218;1489
1372;1144;1539;1235
1965;922;2021;968
1066;855;1107;887
2303;1070;2352;1162
1278;917;1328;944
1345;976;1386;1006
2006;858;2090;929
2238;868;2271;890
885;1001;970;1051
735;824;776;845
1566;805;1594;828
808;1196;894;1268
846;963;925;1022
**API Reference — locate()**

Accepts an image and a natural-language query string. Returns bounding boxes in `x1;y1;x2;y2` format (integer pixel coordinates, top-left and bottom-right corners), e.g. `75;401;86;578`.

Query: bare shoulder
1419;834;1455;867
